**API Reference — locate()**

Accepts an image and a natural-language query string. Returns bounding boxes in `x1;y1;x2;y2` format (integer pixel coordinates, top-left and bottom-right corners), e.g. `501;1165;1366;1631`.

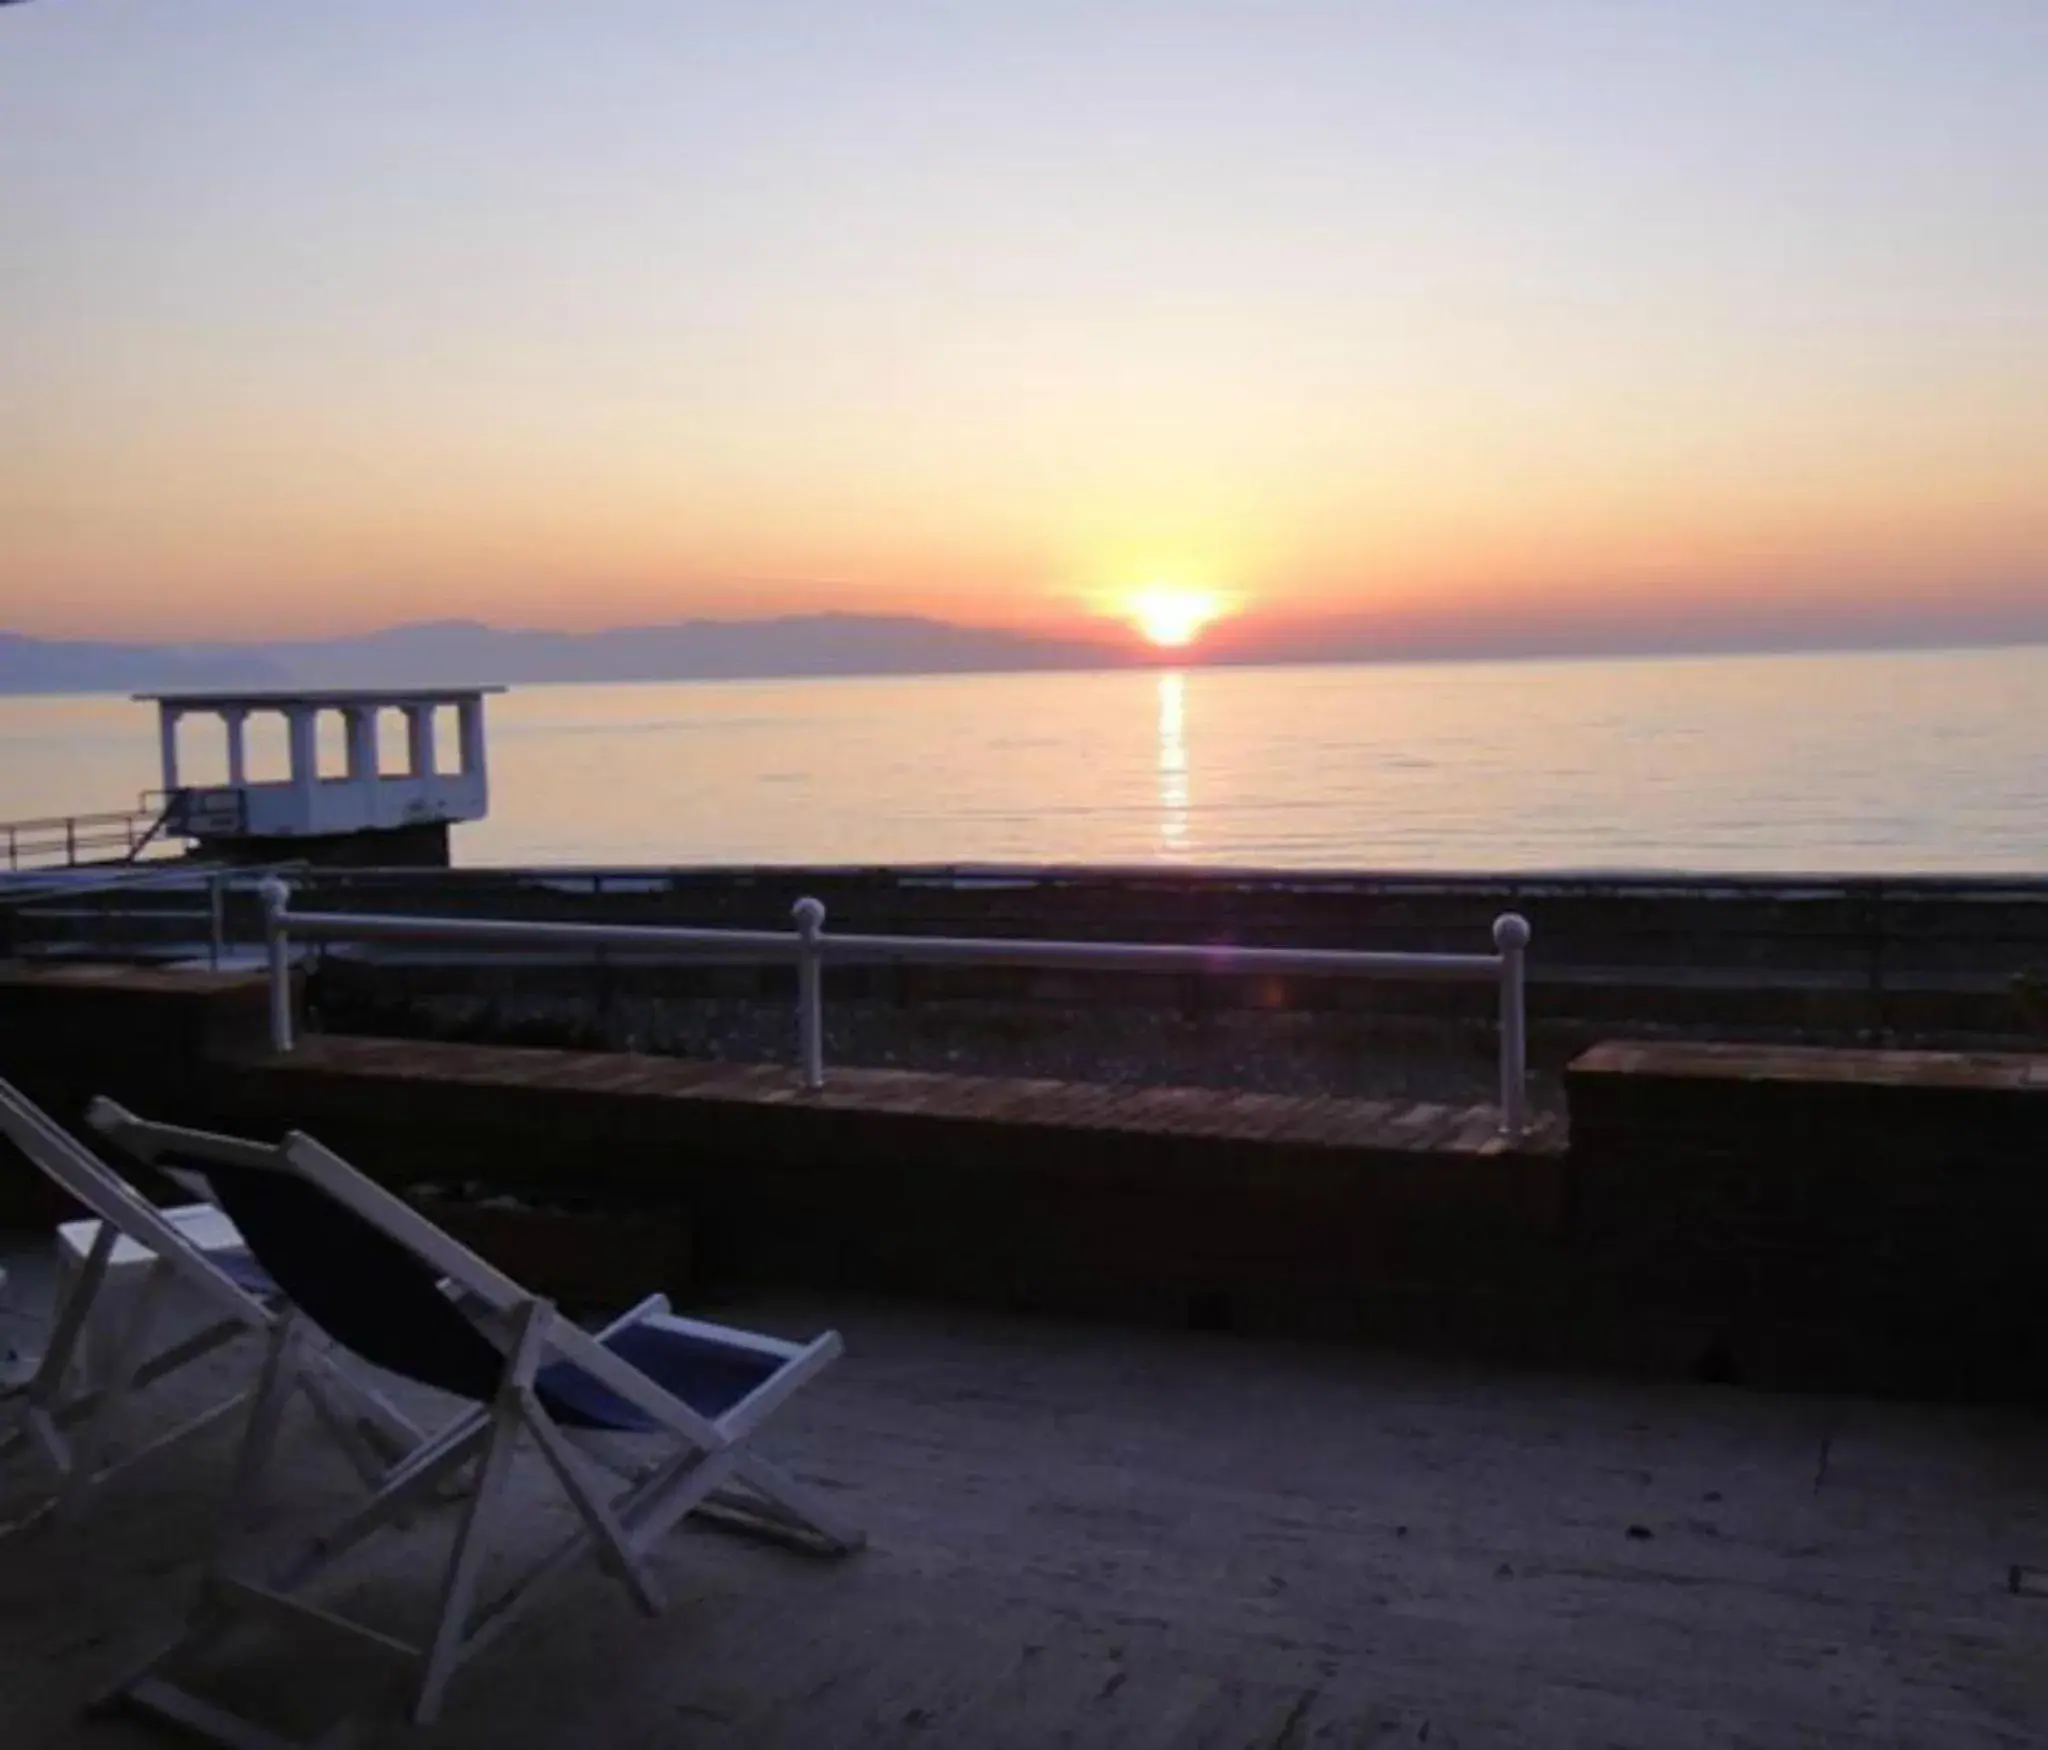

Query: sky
3;1;2045;652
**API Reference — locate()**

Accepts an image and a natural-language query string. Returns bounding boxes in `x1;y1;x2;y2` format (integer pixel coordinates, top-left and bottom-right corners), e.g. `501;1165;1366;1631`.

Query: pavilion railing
0;799;177;871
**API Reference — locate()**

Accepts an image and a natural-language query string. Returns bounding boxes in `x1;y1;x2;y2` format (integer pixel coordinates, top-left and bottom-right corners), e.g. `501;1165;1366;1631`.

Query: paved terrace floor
3;1261;2047;1748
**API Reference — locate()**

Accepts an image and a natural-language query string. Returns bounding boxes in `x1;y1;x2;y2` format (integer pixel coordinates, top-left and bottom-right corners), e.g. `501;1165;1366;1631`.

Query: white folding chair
0;1077;420;1537
88;1100;864;1745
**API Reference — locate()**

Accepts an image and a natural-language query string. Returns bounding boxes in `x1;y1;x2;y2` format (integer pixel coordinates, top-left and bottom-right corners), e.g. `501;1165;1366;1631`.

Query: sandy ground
4;1245;2048;1749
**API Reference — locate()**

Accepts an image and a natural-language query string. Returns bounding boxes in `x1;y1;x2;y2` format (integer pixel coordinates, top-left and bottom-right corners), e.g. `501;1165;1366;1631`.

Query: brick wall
192;1040;1571;1354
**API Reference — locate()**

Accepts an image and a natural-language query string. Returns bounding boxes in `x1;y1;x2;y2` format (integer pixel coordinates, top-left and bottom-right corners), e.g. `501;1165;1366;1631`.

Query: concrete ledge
1565;1038;2048;1400
1573;1038;2048;1091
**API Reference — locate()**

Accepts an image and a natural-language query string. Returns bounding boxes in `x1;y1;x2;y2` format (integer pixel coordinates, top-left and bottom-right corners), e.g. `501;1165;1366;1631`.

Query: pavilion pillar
457;697;487;781
404;704;438;778
343;705;379;782
223;708;249;785
286;706;318;810
157;706;182;794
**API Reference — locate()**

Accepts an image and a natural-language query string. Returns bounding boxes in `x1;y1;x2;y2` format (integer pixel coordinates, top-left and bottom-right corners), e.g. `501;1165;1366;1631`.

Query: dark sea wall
276;865;2048;1054
7;963;2048;1400
16;864;2048;1071
1567;1041;2048;1399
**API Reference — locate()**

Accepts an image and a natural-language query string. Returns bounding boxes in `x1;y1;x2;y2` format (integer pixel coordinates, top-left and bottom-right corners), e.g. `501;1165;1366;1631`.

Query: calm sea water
1;646;2042;874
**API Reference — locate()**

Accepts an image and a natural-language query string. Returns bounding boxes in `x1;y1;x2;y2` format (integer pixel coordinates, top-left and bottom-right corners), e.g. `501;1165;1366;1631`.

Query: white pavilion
137;686;505;865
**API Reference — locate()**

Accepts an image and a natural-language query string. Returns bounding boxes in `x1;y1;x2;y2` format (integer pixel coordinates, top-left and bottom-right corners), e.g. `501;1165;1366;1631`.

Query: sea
1;644;2042;875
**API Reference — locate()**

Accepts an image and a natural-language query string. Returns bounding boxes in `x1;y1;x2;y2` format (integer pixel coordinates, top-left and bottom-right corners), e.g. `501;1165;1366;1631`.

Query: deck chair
86;1099;864;1743
0;1078;419;1536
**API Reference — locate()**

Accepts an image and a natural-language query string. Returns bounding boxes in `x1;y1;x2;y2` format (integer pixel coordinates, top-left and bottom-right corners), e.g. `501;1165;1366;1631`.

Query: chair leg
413;1298;571;1725
302;1341;422;1464
294;1371;396;1493
441;1439;746;1676
41;1222;118;1400
3;1317;261;1542
0;1406;72;1537
703;1453;867;1555
206;1314;302;1576
53;1256;173;1522
267;1409;491;1596
7;1315;247;1454
0;1397;66;1476
3;1224;117;1482
616;1440;745;1550
412;1404;525;1724
87;1322;307;1747
121;1672;321;1750
520;1396;665;1614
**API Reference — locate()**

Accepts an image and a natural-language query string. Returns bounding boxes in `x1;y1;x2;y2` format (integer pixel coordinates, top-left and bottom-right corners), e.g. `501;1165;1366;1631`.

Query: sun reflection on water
1157;669;1189;856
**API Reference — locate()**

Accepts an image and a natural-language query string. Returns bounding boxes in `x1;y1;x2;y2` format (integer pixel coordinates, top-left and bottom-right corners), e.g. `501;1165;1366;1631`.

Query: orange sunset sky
3;2;2045;656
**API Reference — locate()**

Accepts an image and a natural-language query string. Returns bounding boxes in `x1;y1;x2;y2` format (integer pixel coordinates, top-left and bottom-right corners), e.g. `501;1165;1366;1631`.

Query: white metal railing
255;878;1533;1135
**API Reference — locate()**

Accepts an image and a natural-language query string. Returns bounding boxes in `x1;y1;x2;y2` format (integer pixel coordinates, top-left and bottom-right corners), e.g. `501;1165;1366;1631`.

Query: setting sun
1127;586;1227;650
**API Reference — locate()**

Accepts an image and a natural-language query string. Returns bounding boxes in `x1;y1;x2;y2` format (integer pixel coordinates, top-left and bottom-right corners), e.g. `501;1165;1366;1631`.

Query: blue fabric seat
212;1248;277;1298
537;1322;781;1431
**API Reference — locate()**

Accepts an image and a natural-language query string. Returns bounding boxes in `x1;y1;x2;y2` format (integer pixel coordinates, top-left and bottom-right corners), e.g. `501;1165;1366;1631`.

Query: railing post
1493;913;1531;1138
260;876;294;1053
793;896;826;1090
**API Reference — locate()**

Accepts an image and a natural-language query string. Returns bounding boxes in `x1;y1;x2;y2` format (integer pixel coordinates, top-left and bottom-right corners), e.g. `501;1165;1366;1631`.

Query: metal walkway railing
1;862;304;970
252;879;1534;1136
0;800;176;872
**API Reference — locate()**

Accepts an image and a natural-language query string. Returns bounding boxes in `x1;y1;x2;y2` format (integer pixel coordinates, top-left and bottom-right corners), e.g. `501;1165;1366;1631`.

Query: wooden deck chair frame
86;1103;864;1745
0;1079;418;1536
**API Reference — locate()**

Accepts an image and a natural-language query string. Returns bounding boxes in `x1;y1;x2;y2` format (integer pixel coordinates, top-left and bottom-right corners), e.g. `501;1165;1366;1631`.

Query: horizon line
6;620;2048;704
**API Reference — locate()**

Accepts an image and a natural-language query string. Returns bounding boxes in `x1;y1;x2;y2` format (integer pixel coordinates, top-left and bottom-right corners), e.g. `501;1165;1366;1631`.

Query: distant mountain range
0;615;1125;695
0;632;285;695
6;600;2048;696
